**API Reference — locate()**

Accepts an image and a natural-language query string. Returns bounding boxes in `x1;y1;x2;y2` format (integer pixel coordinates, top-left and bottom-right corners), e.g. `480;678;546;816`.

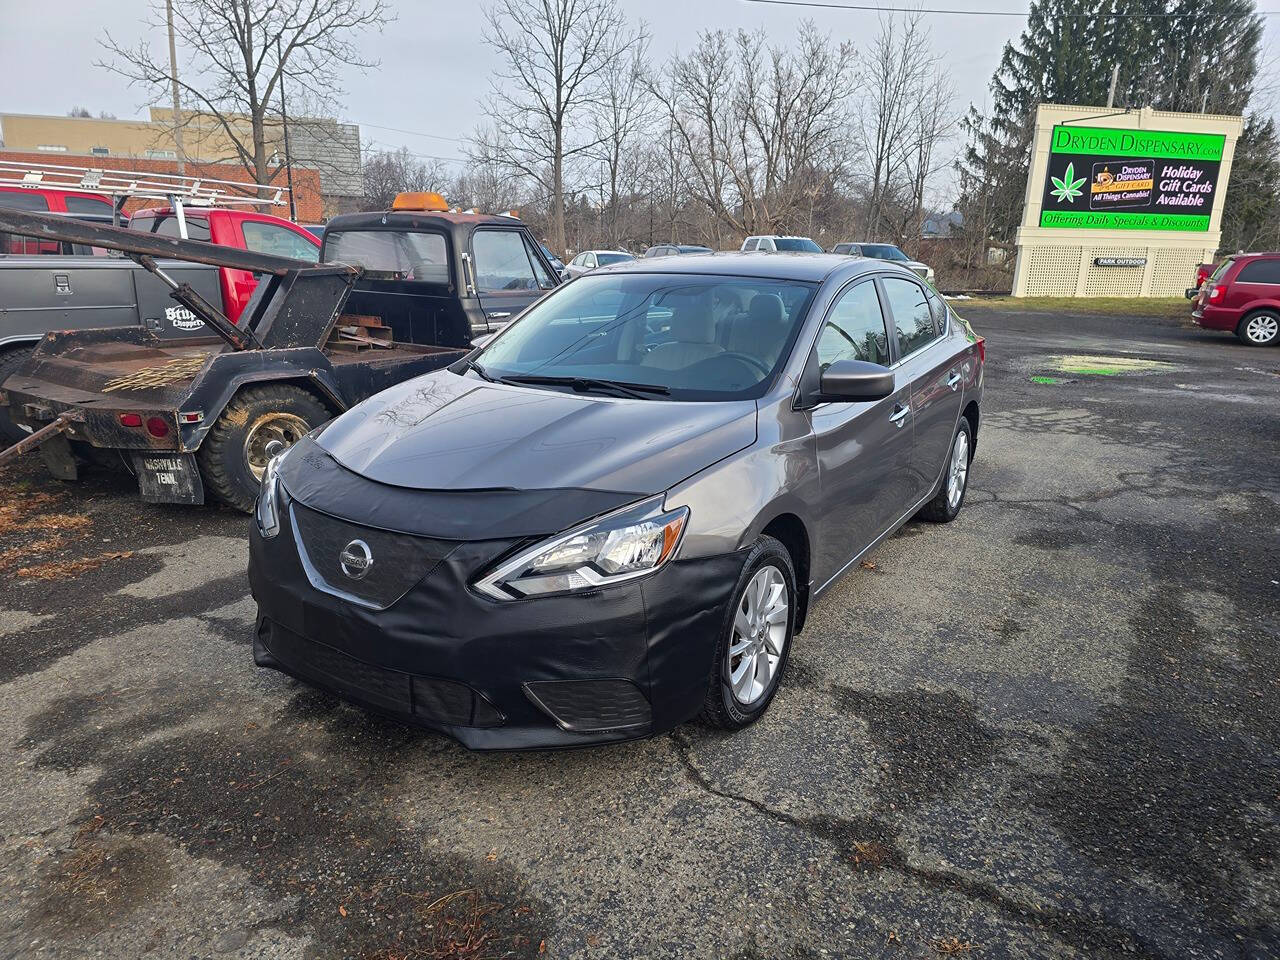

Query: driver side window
815;281;890;369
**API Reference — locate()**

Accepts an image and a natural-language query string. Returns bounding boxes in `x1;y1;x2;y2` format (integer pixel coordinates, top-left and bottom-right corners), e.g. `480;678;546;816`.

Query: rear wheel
699;535;796;730
1237;310;1279;347
197;384;329;512
0;346;35;446
918;418;973;523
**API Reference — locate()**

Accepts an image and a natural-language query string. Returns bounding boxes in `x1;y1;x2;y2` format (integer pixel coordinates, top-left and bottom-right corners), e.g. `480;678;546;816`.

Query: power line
354;121;466;145
745;0;1280;15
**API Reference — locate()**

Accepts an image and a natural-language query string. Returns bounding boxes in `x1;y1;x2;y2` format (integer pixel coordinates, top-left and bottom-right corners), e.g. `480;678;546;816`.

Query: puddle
1050;354;1176;376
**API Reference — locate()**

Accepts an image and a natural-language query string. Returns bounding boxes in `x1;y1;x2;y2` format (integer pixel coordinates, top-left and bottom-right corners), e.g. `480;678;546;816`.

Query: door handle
947;370;961;390
889;403;911;426
486;311;511;320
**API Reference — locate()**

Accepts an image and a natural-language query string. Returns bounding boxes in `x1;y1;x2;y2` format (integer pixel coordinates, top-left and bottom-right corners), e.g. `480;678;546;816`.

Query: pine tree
1220;115;1280;252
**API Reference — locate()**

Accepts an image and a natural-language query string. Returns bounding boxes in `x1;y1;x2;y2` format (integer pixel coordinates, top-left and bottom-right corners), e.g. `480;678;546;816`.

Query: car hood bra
315;370;758;496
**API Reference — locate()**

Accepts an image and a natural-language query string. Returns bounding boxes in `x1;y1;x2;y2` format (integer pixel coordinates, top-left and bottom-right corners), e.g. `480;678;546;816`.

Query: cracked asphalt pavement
1;305;1276;959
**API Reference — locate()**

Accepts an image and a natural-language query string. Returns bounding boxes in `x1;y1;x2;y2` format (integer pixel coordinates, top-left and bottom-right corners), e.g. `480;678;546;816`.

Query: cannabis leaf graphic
1050;162;1087;204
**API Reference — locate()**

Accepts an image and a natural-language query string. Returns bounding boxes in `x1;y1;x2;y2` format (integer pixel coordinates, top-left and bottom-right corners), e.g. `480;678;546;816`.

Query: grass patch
958;295;1189;319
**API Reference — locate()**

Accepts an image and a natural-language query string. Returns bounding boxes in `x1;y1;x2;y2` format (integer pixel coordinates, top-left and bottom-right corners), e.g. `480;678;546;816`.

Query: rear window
596;252;633;265
1235;259;1280;284
1210;258;1234;281
774;238;822;253
0;191;50;211
323;230;449;283
129;215;212;242
63;195;114;217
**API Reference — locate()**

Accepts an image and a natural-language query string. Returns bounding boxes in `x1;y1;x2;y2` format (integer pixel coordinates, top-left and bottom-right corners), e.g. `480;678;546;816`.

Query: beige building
1012;103;1244;298
0;108;361;211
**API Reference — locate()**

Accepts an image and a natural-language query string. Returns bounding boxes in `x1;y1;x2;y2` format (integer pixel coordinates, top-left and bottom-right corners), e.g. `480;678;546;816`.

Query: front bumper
248;495;745;750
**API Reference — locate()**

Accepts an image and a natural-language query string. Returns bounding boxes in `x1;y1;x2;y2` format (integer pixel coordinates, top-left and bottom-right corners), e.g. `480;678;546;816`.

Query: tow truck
0;193;560;511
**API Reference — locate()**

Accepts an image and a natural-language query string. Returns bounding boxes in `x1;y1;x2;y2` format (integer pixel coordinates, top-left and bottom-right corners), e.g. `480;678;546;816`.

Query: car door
880;275;963;503
806;277;915;589
471;227;557;329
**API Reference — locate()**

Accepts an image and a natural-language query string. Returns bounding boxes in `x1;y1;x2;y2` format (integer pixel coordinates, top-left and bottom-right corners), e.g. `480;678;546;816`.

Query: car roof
596;251;880;282
325;209;524;231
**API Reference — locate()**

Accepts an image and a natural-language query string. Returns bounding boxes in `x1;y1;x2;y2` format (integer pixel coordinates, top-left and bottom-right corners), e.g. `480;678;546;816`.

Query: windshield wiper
467;358;498;382
498;374;670;400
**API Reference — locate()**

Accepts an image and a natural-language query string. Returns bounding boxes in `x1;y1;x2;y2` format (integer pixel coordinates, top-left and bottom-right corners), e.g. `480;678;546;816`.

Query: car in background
643;243;712;258
249;251;984;749
741;235;823;253
1184;261;1216;299
562;249;636;279
0;186;125;254
832;242;935;286
1191;252;1280;346
302;223;326;240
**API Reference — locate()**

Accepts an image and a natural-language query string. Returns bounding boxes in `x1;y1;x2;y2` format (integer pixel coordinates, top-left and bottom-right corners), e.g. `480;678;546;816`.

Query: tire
918;417;973;523
1237;310;1279;347
0;346;35;446
197;384;329;512
699;535;797;730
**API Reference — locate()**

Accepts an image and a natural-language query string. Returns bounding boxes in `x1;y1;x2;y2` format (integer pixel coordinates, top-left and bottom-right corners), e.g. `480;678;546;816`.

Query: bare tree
360;147;452;210
652;22;859;239
589;40;659;247
99;0;390;189
474;0;646;255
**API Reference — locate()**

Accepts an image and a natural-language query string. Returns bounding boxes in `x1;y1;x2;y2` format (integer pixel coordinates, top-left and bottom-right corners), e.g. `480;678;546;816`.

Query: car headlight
255;452;285;538
473;496;689;600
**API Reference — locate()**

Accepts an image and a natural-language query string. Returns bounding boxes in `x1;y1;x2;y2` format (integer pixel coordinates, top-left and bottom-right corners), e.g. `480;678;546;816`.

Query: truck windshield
323;230;450;283
476;273;816;401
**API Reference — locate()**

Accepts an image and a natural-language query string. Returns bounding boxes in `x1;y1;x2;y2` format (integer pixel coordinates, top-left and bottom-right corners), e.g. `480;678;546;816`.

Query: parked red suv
1191;253;1280;346
0;186;123;254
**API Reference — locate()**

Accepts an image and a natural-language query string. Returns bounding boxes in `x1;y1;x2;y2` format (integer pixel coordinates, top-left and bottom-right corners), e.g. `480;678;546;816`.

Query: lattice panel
1150;248;1203;297
1082;247;1147;297
1021;246;1082;296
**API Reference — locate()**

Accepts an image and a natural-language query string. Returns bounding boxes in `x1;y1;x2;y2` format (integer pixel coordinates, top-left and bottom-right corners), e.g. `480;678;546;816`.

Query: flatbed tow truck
0;204;491;511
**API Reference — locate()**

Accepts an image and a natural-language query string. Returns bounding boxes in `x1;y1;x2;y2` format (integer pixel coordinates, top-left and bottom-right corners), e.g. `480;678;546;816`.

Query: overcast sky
2;0;1276;174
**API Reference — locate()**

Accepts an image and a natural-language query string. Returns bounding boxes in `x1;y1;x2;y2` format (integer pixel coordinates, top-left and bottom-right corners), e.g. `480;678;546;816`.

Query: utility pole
276;35;297;222
166;0;185;174
1106;64;1119;109
1201;88;1210;113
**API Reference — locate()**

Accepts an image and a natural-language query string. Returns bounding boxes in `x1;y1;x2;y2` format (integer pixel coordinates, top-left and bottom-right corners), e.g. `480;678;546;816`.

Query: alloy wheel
728;565;790;706
1244;314;1279;345
947;429;970;510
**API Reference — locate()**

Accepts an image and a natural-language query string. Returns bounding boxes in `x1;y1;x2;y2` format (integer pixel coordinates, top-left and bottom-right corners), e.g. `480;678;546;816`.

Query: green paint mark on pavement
1030;376;1064;384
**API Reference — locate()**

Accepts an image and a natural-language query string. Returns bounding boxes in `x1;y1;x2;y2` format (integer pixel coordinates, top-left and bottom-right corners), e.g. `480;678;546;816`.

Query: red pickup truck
126;206;320;323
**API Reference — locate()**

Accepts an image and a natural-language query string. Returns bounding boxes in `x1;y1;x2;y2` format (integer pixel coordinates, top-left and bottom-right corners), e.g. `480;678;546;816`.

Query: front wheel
1238;311;1279;347
699;535;797;730
197;384;330;512
918;418;973;523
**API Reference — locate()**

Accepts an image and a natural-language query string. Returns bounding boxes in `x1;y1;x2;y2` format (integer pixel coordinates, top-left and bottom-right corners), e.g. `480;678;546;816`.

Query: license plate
133;452;204;505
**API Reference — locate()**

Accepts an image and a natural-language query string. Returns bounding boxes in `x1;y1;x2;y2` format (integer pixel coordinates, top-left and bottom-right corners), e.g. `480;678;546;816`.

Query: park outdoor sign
1038;124;1225;232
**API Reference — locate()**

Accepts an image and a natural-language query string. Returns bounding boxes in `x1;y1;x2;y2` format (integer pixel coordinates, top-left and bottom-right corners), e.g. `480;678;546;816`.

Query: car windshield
677;245;712;254
774;238;822;253
476;273;817;400
596;252;634;265
859;244;909;261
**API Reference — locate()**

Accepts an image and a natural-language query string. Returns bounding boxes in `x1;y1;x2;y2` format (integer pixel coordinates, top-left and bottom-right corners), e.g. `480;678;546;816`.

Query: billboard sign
1039;125;1225;232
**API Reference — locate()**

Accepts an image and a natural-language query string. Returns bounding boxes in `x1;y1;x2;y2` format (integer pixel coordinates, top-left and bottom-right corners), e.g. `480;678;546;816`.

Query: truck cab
320;192;560;343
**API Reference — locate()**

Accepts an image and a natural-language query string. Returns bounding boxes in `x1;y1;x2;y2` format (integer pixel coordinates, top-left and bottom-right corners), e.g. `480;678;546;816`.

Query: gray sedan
562;249;636;280
249;253;984;748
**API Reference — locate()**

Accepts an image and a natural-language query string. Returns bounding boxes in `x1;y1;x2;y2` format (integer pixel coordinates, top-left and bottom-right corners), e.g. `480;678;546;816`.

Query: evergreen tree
1220;115;1280;252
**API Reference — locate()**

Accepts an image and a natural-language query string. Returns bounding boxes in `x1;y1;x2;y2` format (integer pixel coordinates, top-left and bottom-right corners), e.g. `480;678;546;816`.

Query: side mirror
818;359;895;402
